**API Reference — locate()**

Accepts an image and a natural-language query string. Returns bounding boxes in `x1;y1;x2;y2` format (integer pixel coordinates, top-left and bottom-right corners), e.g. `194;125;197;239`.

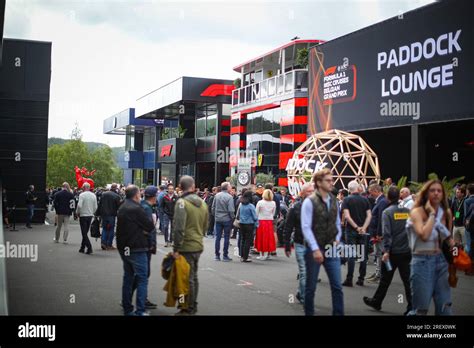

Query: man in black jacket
25;185;37;228
53;182;75;243
363;187;412;314
117;185;155;316
205;187;217;237
366;184;390;283
98;184;121;250
160;184;178;247
284;183;314;305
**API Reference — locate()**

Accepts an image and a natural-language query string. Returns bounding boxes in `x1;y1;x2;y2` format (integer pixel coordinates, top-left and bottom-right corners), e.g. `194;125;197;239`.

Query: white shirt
256;199;276;220
401;196;414;210
77;191;98;217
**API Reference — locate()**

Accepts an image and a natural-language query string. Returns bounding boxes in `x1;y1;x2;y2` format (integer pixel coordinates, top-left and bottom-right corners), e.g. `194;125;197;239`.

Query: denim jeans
26;204;34;226
409;253;452;315
345;230;369;282
120;251;148;316
158;209;164;233
215;220;232;258
304;246;344;316
101;216;116;247
162;214;173;243
466;229;472;255
294;243;307;303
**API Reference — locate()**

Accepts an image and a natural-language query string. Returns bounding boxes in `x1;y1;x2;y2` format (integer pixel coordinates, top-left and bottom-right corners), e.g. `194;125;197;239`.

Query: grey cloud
20;0;434;45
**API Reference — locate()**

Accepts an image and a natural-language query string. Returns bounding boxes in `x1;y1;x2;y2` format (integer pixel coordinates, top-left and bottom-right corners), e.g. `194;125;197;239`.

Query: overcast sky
4;0;433;147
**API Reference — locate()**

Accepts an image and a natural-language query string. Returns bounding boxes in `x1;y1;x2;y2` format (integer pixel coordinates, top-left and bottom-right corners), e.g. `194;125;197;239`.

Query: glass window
143;128;156;151
273;107;281;130
246;113;253;134
125;126;135;151
207;114;217;136
262;109;273;132
253;112;263;133
222;104;232;116
196;117;206;138
161;164;176;186
133;169;143;187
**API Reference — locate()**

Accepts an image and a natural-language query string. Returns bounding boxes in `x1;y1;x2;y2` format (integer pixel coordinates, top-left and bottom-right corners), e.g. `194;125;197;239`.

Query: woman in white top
407;179;454;315
255;189;276;260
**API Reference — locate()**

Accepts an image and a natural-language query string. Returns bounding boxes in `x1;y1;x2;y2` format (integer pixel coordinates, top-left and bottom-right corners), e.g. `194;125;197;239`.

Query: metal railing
232;69;308;108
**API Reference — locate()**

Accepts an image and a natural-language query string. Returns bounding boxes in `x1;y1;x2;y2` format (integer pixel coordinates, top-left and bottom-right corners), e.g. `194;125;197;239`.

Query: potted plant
233;78;241;88
296;48;309;69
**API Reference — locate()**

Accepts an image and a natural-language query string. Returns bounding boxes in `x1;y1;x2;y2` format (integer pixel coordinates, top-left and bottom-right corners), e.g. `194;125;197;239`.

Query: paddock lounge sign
308;0;474;133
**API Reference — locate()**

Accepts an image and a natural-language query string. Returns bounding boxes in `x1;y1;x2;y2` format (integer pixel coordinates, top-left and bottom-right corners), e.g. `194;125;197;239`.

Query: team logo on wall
322;63;357;106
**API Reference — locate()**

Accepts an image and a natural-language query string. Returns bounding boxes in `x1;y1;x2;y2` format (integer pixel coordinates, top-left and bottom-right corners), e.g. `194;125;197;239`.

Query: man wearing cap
136;186;158;309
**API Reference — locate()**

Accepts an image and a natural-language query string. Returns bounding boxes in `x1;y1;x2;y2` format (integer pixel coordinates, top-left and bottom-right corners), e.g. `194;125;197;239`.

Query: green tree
47;130;123;188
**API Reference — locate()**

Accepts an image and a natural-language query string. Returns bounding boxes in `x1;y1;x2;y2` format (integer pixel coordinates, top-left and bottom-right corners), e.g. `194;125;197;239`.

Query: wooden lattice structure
287;129;380;191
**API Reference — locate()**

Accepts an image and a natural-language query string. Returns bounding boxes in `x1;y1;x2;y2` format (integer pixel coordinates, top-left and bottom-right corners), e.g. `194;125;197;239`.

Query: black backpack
90;216;101;239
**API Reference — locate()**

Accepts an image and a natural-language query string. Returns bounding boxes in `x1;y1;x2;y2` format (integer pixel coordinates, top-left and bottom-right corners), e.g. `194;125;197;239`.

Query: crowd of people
6;173;474;316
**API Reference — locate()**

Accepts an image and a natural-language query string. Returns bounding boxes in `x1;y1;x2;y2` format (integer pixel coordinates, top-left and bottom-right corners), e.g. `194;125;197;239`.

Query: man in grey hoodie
211;182;235;262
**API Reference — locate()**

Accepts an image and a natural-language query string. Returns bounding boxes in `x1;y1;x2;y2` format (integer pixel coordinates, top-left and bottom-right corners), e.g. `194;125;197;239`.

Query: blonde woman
407;179;454;315
255;189;276;260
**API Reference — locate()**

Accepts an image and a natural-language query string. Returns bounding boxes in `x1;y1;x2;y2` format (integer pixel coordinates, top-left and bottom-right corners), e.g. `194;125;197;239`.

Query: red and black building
230;39;323;187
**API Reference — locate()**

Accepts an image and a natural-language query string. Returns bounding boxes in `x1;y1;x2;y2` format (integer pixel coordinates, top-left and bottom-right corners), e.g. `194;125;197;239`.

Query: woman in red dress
255;189;276;260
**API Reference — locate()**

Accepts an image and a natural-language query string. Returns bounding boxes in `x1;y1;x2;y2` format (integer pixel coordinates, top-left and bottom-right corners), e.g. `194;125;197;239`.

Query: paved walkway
4;216;474;315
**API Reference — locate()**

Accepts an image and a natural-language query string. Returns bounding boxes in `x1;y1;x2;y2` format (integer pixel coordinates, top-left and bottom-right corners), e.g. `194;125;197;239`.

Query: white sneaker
256;256;264;260
53;239;59;243
63;240;68;244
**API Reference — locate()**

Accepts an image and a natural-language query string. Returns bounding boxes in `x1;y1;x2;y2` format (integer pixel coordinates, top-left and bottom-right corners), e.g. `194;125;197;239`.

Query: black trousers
79;216;93;251
207;214;215;235
239;223;254;260
372;251;412;311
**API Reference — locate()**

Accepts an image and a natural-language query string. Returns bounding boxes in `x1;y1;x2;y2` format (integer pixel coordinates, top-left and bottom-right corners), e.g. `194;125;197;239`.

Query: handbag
90;216;101;239
233;204;241;228
453;248;472;271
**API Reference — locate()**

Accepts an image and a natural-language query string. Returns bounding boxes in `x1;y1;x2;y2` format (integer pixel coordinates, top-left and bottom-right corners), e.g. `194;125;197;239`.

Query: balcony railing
232;69;308;108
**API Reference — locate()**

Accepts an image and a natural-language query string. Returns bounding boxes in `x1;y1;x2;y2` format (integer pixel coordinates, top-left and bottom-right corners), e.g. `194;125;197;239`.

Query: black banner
0;316;472;346
309;0;474;134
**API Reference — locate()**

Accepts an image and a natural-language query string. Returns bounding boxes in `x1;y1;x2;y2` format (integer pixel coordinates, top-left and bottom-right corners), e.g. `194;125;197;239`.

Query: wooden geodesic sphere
286;129;380;196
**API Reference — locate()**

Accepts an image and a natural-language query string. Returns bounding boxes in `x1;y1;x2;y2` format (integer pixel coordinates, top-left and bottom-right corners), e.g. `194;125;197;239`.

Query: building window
222;104;232;116
161;163;176;185
125;126;135;151
143;127;156;151
196;117;206;138
207;113;217;136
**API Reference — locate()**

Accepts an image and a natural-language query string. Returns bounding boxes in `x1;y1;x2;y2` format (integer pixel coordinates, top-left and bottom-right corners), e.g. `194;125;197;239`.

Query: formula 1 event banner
308;0;474;134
